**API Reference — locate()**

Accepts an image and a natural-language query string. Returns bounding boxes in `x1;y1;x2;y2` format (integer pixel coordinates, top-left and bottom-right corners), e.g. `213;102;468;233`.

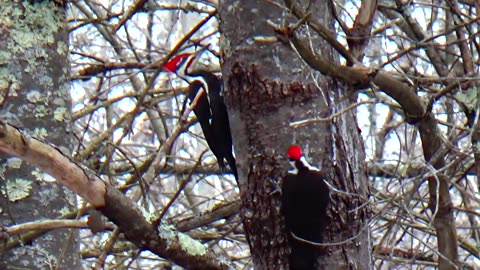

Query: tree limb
0;121;228;270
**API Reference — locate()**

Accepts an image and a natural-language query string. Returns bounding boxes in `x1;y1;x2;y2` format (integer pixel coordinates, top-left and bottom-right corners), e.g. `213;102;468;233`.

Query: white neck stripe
299;156;320;171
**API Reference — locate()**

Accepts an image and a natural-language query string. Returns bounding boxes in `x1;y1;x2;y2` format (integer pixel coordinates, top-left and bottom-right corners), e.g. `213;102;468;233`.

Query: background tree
0;1;80;269
1;0;480;269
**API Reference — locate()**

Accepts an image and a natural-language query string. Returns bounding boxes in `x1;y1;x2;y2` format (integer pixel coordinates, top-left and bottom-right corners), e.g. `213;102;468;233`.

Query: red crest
287;145;303;161
163;53;192;73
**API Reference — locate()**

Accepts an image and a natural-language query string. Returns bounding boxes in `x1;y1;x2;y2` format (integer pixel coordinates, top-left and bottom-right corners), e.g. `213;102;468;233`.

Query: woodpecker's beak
187;45;211;73
194;45;209;57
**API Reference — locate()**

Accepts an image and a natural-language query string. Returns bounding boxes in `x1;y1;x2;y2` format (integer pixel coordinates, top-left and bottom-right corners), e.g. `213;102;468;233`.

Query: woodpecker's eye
178;56;189;68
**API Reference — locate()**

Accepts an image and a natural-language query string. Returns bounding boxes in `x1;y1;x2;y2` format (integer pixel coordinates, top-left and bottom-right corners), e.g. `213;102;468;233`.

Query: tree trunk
0;1;80;269
219;1;371;269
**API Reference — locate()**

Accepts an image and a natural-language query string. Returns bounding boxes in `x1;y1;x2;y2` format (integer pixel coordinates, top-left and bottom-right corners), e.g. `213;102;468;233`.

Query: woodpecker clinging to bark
163;49;238;181
281;145;330;269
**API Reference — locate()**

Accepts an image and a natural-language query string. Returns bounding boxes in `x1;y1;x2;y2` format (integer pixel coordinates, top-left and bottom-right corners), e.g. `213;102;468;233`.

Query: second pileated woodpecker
163;50;238;181
281;145;330;269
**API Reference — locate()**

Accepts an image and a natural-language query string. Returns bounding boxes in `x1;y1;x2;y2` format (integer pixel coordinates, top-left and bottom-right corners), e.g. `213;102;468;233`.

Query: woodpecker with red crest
163;49;238;181
281;145;330;269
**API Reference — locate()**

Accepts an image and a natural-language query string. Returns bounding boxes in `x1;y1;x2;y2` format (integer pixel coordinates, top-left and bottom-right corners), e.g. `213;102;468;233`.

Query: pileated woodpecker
281;145;330;269
163;50;238;181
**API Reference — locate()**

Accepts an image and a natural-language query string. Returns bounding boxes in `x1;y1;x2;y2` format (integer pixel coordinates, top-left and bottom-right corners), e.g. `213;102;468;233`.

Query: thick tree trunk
220;1;371;269
0;1;80;269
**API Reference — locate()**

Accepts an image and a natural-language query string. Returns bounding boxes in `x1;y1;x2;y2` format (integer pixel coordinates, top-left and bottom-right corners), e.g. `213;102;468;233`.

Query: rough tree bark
0;1;80;269
219;1;371;269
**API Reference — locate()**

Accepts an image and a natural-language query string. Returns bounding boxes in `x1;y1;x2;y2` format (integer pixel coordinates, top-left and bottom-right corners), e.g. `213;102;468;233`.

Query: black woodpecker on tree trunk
281;145;330;269
163;49;238;182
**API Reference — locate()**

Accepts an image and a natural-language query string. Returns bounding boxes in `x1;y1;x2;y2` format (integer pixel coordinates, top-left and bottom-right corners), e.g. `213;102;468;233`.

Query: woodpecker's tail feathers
217;158;226;172
225;154;238;181
289;240;318;270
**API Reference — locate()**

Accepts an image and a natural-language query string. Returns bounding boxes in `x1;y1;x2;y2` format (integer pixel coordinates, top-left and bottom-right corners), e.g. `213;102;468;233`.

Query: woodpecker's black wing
187;80;225;169
281;167;330;269
188;70;238;181
282;168;330;241
204;73;238;180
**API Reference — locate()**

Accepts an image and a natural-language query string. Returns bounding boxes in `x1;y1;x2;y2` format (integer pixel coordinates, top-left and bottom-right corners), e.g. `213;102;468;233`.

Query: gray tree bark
0;1;80;269
219;1;371;269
